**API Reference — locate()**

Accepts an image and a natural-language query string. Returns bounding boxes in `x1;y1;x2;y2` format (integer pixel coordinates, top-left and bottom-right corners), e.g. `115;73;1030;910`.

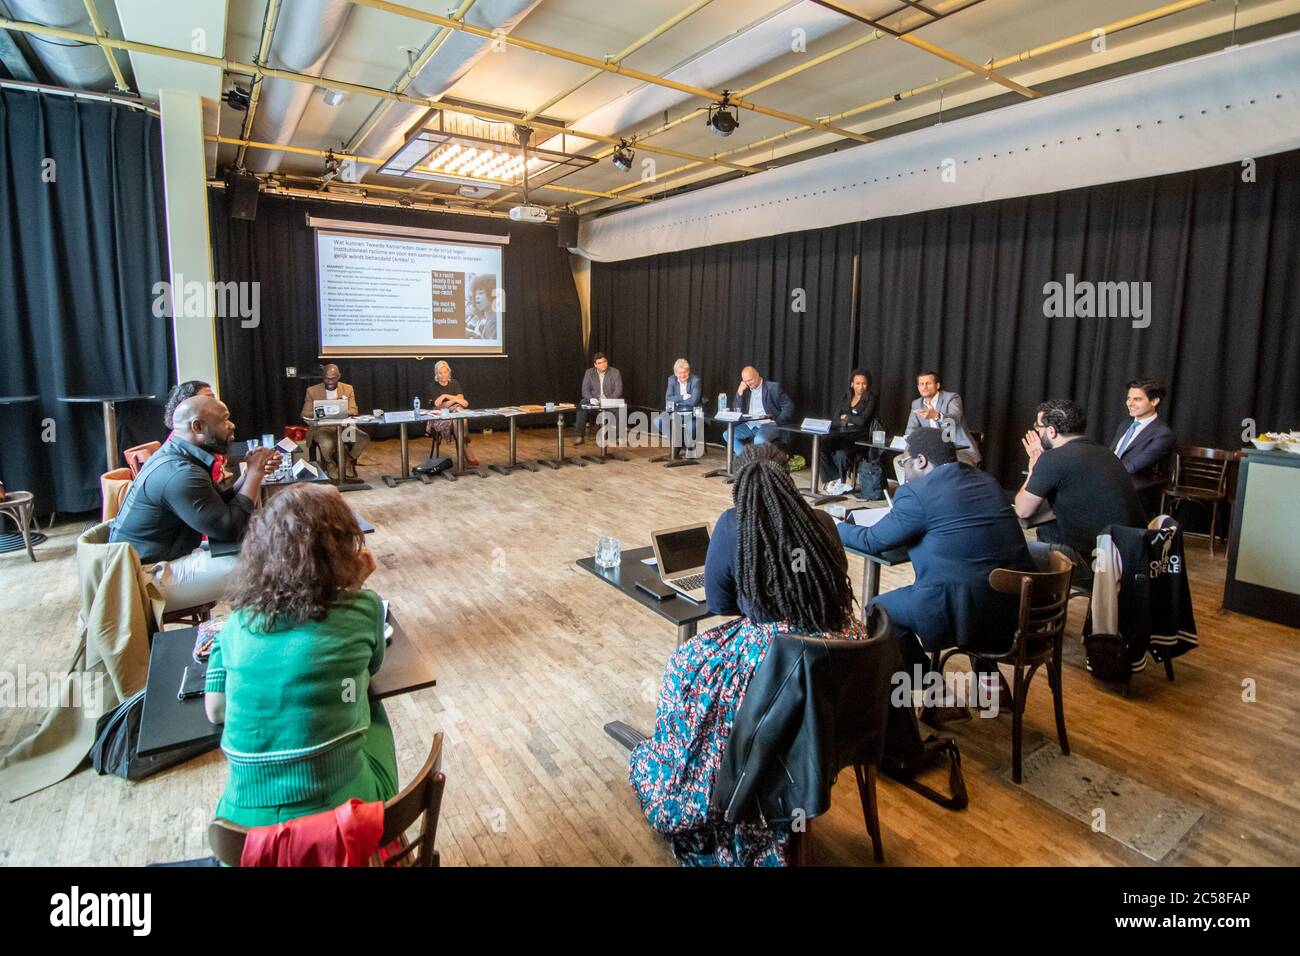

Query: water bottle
413;395;421;416
717;393;727;413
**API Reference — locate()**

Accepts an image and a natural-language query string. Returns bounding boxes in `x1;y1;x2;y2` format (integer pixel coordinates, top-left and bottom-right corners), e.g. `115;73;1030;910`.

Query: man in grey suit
656;358;703;458
905;370;981;467
574;352;623;445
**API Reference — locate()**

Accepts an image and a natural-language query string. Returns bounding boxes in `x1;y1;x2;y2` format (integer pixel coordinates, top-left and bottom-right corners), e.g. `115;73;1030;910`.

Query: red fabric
164;430;225;481
239;799;386;867
283;425;309;442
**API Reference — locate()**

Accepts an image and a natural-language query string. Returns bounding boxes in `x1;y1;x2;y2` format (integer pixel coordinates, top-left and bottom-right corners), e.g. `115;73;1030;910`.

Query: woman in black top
425;360;478;467
818;369;878;489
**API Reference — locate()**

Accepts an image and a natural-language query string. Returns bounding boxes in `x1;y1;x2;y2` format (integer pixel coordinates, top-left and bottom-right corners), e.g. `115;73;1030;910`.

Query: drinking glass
595;536;622;569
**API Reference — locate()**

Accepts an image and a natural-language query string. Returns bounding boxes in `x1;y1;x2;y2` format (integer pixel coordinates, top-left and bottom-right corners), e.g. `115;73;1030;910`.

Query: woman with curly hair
203;482;397;827
629;444;868;866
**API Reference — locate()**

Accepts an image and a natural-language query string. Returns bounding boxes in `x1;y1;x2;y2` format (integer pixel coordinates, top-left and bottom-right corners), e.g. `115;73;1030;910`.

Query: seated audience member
818;368;878;489
110;396;278;611
655;358;703;458
164;380;223;482
1111;377;1176;515
574;352;623;445
905;370;981;467
631;445;865;866
838;428;1034;707
730;365;795;455
424;360;478;467
1016;398;1145;581
466;274;499;340
301;364;370;480
204;483;397;828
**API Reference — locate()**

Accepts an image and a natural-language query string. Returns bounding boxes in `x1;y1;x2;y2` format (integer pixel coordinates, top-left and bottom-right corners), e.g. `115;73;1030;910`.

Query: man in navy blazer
731;365;795;454
1110;377;1176;514
574;352;623;445
838;429;1034;676
656;358;703;457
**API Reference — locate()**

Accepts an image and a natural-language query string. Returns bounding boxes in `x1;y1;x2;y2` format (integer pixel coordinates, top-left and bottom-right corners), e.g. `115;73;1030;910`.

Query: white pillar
158;89;219;391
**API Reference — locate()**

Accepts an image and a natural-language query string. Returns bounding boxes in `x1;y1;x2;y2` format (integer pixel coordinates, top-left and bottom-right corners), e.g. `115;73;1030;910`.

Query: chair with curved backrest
936;550;1073;784
718;605;896;866
100;468;134;523
207;733;446;867
122;441;161;477
1160;445;1232;556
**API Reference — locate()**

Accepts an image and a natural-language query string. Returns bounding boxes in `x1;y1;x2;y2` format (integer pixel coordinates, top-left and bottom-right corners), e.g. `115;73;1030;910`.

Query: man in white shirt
575;353;623;445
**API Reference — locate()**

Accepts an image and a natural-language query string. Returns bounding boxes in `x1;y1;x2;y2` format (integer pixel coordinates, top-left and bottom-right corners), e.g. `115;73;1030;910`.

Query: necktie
1116;419;1139;457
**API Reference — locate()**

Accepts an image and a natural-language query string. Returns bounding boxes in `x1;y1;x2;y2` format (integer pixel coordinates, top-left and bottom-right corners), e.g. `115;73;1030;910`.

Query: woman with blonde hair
425;360;478;467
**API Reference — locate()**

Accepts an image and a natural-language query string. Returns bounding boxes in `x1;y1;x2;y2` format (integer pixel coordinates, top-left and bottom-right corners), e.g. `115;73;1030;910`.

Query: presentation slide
315;226;505;357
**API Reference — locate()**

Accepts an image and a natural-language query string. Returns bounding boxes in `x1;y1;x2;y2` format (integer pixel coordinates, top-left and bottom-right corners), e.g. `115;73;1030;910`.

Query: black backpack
855;459;886;501
89;689;217;782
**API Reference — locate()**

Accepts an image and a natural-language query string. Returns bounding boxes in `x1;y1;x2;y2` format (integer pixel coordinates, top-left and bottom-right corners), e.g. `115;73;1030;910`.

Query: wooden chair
161;603;215;628
208;733;446;867
100;468;134;523
1160;445;1232;557
122;441;161;477
935;551;1073;784
0;490;38;561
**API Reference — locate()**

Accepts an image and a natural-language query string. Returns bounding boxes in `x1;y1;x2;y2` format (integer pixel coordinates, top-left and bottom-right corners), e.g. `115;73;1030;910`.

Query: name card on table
292;459;319;478
889;435;907;451
715;410;743;422
801;418;833;434
382;410;417;424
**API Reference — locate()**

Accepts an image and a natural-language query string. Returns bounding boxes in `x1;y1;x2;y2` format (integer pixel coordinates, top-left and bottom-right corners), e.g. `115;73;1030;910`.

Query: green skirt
214;700;399;829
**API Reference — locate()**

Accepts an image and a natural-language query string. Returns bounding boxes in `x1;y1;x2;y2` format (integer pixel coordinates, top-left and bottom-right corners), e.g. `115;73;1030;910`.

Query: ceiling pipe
0;13;765;175
246;0;354;173
347;0;543;180
577;0;1218;213
345;0;875;144
234;0;282;169
2;0;121;90
79;0;126;91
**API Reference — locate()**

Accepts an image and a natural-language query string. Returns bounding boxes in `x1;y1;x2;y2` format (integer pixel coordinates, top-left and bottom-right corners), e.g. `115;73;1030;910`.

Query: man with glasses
838;429;1033;720
1015;399;1145;581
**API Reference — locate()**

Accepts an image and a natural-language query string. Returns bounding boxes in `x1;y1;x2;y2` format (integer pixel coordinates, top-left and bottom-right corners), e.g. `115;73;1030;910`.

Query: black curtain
0;89;172;514
594;150;1300;487
209;193;585;440
591;223;858;427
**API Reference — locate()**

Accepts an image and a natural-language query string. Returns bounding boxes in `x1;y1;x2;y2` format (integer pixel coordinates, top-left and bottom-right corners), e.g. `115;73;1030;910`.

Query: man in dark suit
574;352;623;445
731;365;795;454
838;429;1034;687
1110;377;1176;516
656;358;703;458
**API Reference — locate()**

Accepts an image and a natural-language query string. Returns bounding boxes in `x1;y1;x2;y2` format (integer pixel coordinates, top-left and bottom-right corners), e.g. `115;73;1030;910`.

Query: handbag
880;705;969;810
89;689;217;782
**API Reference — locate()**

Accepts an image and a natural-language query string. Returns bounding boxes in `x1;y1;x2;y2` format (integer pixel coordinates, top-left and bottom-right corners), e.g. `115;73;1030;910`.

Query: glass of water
595;536;621;569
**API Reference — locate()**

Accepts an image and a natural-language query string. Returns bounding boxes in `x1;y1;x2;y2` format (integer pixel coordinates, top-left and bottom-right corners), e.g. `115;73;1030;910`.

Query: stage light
223;86;250;111
707;93;739;137
612;140;635;172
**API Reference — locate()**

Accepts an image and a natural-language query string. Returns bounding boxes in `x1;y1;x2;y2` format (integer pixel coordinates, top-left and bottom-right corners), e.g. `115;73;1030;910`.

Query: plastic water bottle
413;396;421;416
717;393;727;412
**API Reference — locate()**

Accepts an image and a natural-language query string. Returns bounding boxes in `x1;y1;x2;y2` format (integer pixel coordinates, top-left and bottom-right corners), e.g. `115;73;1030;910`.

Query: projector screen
312;218;507;357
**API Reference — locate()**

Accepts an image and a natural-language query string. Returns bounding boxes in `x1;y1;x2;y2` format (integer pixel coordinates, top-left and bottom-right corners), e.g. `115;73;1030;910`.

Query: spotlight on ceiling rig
321;151;341;184
707;92;739;137
612;140;635;172
223;86;251;111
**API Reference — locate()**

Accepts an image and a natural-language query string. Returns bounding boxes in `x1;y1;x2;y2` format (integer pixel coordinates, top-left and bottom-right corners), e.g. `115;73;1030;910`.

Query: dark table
58;393;156;472
576;545;717;644
137;615;436;758
779;422;870;505
636;405;704;468
702;414;767;481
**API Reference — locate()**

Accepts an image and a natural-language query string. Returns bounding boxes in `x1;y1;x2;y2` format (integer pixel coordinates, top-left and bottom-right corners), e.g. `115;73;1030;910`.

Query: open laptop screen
655;525;711;575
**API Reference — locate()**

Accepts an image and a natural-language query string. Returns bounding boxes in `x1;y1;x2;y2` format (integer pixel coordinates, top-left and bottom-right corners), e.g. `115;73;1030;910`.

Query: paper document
851;508;892;528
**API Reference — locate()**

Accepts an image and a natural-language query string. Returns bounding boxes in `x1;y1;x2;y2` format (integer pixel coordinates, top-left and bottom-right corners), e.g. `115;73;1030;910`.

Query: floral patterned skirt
628;617;790;866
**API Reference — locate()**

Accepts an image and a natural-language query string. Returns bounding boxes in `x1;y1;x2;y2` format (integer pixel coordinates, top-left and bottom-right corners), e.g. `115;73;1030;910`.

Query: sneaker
573;435;585;446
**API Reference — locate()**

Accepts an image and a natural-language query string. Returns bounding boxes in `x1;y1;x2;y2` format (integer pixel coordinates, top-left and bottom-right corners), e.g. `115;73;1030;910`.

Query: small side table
58;394;157;473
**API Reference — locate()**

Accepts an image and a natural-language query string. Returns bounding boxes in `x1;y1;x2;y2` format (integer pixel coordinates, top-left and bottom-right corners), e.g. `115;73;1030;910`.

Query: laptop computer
650;523;711;603
313;399;348;420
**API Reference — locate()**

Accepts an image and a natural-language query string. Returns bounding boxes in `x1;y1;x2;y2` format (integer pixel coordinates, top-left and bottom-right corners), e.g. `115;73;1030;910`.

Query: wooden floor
1;429;1296;866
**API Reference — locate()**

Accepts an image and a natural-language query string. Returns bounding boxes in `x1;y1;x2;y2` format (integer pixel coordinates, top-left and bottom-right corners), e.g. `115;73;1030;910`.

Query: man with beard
1016;398;1144;583
110;395;279;610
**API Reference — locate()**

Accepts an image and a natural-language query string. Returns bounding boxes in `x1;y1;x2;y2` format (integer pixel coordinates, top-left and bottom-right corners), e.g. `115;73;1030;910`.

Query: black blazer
1109;416;1176;482
833;391;878;429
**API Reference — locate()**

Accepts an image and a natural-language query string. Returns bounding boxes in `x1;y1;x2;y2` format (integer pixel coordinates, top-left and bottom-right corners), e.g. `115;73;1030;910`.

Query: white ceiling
6;0;1300;216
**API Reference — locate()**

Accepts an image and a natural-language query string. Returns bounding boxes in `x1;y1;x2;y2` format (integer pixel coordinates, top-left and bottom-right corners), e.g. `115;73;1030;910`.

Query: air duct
2;0;122;90
351;0;543;178
246;0;353;173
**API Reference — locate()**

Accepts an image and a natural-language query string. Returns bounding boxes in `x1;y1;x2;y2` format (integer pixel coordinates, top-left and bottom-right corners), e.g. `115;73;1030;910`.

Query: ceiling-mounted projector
509;204;548;223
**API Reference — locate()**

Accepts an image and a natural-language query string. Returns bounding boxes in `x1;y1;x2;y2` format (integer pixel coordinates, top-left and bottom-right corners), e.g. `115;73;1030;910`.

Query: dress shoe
920;704;972;728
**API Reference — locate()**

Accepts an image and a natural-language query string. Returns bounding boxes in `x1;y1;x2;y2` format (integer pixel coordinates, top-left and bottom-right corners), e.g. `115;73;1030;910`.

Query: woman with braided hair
629;444;868;866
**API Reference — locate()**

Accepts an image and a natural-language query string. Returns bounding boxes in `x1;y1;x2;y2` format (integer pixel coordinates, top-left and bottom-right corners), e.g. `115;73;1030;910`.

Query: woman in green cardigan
204;483;398;827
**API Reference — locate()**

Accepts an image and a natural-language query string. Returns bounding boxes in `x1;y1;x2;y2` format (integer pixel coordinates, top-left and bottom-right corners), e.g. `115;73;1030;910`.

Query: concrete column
159;89;219;391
